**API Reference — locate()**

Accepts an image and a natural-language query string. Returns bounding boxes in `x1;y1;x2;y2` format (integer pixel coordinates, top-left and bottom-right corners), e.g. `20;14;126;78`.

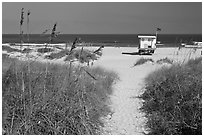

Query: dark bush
37;48;54;53
64;49;98;63
2;45;21;53
156;57;174;64
139;57;202;135
133;58;154;66
45;49;69;59
22;48;33;53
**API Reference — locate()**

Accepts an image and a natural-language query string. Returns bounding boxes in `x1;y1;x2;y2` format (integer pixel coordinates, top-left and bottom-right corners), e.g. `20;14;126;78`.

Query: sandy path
93;47;202;135
93;47;158;134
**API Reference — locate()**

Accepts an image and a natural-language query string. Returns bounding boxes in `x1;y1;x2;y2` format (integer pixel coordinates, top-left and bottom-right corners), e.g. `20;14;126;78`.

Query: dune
2;44;202;135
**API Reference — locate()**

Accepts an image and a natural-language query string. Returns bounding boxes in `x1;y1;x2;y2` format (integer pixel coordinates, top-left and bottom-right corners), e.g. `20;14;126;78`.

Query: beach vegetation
156;57;174;64
45;49;69;59
64;48;98;63
133;58;154;66
37;47;54;53
2;45;22;53
45;48;99;63
139;57;202;135
2;55;118;135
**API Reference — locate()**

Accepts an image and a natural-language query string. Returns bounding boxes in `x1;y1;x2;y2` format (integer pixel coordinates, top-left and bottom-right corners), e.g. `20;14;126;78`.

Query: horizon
2;33;202;35
3;33;202;44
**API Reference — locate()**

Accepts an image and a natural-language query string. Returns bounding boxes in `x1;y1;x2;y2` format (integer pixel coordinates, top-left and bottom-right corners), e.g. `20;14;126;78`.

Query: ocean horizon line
2;33;202;35
2;33;202;45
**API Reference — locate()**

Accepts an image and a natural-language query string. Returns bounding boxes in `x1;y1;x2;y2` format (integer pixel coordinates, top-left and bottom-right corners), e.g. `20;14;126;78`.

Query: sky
2;2;202;34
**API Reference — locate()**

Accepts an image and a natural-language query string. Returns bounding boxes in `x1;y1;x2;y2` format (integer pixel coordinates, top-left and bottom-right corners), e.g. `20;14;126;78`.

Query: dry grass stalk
20;8;24;51
27;10;30;43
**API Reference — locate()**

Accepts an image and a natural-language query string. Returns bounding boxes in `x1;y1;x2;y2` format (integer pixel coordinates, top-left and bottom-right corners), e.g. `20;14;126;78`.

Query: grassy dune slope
140;57;202;135
2;55;118;135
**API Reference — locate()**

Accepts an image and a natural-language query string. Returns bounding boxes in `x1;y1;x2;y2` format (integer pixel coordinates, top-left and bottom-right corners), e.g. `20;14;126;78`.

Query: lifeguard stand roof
138;35;156;39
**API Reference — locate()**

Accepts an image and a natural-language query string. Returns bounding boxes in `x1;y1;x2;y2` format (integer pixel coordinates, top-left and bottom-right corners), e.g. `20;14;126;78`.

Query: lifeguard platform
138;35;156;55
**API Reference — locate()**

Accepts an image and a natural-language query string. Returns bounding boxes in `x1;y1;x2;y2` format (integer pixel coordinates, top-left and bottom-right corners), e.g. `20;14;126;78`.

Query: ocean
2;34;202;47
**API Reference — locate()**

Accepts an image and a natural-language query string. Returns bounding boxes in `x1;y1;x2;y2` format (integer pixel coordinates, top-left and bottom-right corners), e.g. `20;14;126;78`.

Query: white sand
93;47;202;135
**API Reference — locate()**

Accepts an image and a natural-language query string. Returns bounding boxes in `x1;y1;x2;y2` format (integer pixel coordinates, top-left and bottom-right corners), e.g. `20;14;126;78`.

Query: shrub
2;45;33;54
37;48;54;53
2;56;118;135
2;45;21;53
22;48;32;53
156;57;174;64
139;57;202;135
45;49;69;59
64;49;98;63
133;58;154;66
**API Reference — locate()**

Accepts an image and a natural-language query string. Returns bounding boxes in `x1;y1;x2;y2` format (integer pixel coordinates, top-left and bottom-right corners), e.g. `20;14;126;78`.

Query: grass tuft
133;58;154;66
22;48;33;53
64;49;98;63
45;49;69;59
156;57;174;64
2;45;21;53
37;48;54;53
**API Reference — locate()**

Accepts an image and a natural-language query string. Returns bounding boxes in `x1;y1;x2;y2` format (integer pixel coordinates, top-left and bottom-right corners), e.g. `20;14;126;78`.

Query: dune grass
45;49;69;59
22;48;33;53
2;55;118;135
2;45;32;54
2;45;22;53
37;47;54;53
156;57;174;64
133;58;154;66
45;48;99;63
139;57;202;135
2;44;100;65
64;49;98;63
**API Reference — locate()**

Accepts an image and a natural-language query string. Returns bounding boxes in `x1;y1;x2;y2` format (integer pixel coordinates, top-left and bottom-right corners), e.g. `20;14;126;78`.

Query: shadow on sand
122;52;152;56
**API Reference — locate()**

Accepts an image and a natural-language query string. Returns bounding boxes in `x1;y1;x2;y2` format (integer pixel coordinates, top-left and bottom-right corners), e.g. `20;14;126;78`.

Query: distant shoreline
2;33;202;35
2;34;202;47
2;42;191;48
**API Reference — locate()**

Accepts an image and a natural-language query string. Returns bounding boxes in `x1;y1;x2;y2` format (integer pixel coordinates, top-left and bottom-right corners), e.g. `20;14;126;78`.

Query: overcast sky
2;2;202;34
